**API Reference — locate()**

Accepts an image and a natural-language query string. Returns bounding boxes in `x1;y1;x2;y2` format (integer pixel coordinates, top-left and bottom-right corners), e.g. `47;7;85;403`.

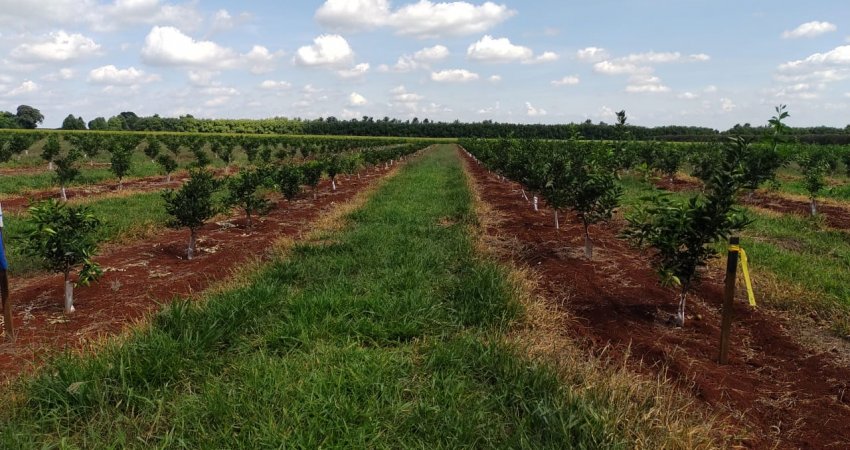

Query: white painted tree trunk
811;198;817;216
60;186;67;201
533;196;538;212
166;173;172;183
48;161;54;170
676;290;687;327
554;211;560;230
187;229;197;260
332;179;337;191
521;189;528;202
64;273;75;314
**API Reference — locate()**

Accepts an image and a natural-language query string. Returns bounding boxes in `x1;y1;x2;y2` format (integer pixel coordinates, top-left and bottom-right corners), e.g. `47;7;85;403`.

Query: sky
0;0;848;129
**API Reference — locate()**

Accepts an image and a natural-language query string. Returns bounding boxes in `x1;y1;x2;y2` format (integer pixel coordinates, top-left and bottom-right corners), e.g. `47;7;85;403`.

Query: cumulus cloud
349;92;368;106
88;65;160;85
315;0;516;39
391;85;424;103
552;76;580;86
42;68;75;81
720;97;736;112
384;44;449;72
259;80;292;90
142;26;237;67
625;75;670;93
243;46;280;74
294;34;354;67
337;63;371;78
525;102;546;117
5;80;38;97
778;45;850;71
466;35;557;64
678;92;699;100
782;21;837;39
0;0;204;32
431;69;480;82
489;75;502;82
576;47;609;62
593;60;650;75
10;31;101;62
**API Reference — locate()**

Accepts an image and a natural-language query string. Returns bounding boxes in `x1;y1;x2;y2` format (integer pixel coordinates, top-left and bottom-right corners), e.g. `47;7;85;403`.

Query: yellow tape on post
728;245;756;307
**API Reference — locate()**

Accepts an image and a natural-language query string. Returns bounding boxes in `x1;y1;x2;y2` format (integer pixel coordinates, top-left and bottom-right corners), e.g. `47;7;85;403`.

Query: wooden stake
718;236;740;365
0;202;12;342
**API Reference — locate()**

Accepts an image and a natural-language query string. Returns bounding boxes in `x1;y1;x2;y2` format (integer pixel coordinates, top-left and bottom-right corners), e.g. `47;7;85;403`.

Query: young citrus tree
54;147;82;201
42;134;62;170
301;160;324;200
562;143;622;259
798;151;829;216
624;142;750;327
144;138;161;163
109;143;133;190
324;154;343;191
224;167;272;232
23;200;102;314
163;170;219;260
156;154;178;183
277;164;303;201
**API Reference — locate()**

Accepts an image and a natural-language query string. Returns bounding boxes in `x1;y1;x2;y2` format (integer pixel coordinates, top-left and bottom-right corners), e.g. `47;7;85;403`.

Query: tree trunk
313;187;318;200
61;185;67;201
521;189;528;202
64;272;75;314
811;198;818;216
533;196;539;212
166;173;172;183
48;161;54;170
246;210;253;233
583;222;593;260
676;289;687;327
188;229;197;260
118;178;123;191
332;179;337;191
554;210;560;230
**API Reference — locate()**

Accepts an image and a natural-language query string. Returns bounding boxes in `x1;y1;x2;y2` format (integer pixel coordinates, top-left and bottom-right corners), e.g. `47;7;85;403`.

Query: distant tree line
3;106;850;144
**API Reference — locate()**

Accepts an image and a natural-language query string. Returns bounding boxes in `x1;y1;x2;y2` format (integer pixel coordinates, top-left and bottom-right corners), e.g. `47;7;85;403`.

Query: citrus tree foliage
109;144;133;189
163;170;219;260
224;167;272;232
323;153;344;190
23;200;102;313
156;154;178;182
277;164;304;201
798;150;830;216
41;134;62;166
54;147;82;200
144;138;162;162
623;140;752;326
301;160;325;199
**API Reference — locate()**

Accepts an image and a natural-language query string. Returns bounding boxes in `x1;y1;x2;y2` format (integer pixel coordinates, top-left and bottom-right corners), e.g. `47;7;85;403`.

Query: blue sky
0;0;848;129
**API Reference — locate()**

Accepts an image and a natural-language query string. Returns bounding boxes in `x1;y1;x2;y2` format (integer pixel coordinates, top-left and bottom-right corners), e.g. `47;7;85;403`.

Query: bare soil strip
462;149;850;449
0;164;399;382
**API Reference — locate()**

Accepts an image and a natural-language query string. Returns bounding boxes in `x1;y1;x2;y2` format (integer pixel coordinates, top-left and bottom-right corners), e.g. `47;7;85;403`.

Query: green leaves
23;199;102;283
162;169;219;231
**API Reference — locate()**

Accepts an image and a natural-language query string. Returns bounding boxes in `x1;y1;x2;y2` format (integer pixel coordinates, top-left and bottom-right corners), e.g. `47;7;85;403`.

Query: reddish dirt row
0;162;112;176
462;150;850;449
0;173;190;213
0;163;398;382
654;177;850;230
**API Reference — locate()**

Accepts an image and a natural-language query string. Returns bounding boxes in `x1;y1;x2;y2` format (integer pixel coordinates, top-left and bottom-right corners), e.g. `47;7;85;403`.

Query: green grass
621;175;850;335
3;191;169;276
0;145;627;448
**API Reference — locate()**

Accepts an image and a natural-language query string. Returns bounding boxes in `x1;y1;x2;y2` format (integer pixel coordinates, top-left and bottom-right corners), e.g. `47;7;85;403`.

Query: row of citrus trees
15;141;424;316
461;107;792;327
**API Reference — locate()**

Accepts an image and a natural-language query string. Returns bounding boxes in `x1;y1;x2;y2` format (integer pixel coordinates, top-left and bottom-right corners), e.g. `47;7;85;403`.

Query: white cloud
525;102;546;117
349;92;368;106
43;68;75;81
391;85;424;103
294;34;354;67
477;101;500;114
782;21;837;39
315;0;515;39
576;47;609;62
489;75;502;82
779;45;850;71
337;63;371;78
689;53;711;62
431;69;480;82
678;92;699;100
88;65;159;85
621;51;682;64
593;60;651;75
467;35;532;62
625;74;670;93
552;76;580;86
704;85;718;93
0;0;204;32
10;31;101;62
720;97;736;112
466;35;557;64
244;45;280;74
5;80;38;97
141;26;237;68
259;80;292;90
386;44;450;72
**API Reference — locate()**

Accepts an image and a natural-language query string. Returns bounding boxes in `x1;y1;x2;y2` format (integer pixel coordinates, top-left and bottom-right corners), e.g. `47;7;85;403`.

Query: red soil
654;177;850;230
463;150;850;449
0;164;397;381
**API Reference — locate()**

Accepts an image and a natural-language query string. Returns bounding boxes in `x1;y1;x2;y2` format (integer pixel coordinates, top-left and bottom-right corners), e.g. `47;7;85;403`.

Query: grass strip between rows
1;145;628;448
